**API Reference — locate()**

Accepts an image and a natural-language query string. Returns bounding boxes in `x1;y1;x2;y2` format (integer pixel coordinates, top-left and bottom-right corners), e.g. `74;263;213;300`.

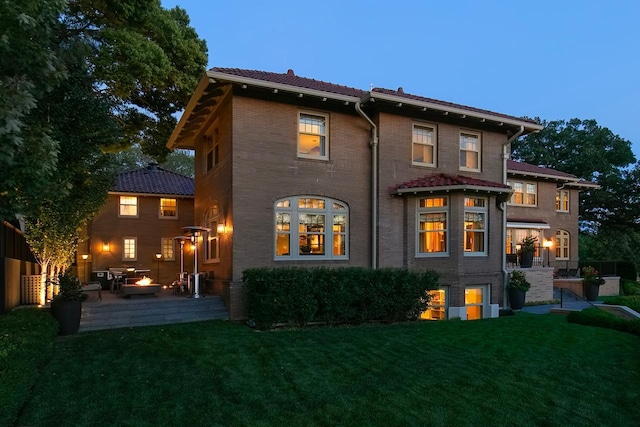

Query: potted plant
518;236;537;268
507;270;531;310
581;265;605;302
49;270;86;335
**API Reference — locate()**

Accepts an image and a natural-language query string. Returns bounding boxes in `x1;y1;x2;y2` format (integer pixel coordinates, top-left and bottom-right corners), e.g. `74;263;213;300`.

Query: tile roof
507;160;578;179
112;163;194;196
391;173;510;193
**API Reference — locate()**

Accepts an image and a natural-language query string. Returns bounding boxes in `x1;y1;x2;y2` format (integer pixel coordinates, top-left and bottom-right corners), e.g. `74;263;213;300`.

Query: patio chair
554;268;568;278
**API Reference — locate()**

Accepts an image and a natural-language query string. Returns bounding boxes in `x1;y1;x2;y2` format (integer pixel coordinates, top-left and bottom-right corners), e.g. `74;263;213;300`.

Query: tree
113;144;195;177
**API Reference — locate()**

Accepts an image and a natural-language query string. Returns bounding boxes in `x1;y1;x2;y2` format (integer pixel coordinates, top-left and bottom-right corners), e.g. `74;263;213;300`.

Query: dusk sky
163;0;640;157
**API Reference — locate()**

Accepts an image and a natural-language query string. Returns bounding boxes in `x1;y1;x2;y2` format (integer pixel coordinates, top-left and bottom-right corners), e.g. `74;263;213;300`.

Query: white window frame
507;180;537;206
159;198;178;219
556;190;569;212
459;131;481;172
464;197;487;256
298;112;329;160
274;196;348;260
161;238;175;261
119;196;138;217
416;197;449;257
204;205;220;263
122;237;137;261
412;123;437;167
556;229;570;260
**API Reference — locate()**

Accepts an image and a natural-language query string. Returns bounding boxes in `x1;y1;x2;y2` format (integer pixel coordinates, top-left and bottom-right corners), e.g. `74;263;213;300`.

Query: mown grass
15;313;640;427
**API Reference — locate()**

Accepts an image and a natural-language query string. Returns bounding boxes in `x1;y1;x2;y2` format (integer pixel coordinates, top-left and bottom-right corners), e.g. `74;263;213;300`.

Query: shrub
243;267;439;329
603;295;640;313
567;308;640;337
621;280;640;296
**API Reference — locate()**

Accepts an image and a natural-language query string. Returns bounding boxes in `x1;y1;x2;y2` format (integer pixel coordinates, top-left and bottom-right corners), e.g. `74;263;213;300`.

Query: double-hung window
204;205;220;263
123;237;137;261
464;197;487;255
507;180;537;206
459;131;481;172
298;112;328;160
275;196;348;260
412;124;437;167
160;198;177;218
161;238;175;261
417;197;448;256
119;196;138;217
556;190;569;212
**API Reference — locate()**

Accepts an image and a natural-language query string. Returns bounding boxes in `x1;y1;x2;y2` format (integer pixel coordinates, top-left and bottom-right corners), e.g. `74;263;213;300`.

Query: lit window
556;229;570;260
464;197;487;255
556;190;569;212
459;132;481;171
204;205;220;263
465;286;485;320
417;197;448;256
123;237;137;261
420;288;448;320
298;113;328;160
275;196;348;260
119;196;138;217
507;180;537;206
161;238;175;261
160;198;177;218
412;124;437;167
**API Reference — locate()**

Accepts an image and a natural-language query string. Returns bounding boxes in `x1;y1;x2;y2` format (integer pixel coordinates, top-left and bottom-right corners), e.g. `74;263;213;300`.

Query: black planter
508;288;527;310
50;299;82;335
583;281;600;302
519;251;534;268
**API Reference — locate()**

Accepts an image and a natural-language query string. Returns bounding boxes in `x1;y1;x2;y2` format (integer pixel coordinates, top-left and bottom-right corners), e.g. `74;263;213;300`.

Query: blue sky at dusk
163;0;640;157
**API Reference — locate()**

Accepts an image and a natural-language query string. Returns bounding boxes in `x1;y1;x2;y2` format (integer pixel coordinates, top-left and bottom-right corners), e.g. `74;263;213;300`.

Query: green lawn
17;314;640;427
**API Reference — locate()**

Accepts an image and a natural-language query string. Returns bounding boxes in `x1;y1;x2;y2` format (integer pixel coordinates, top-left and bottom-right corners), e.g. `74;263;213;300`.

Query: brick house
166;67;551;321
77;163;194;287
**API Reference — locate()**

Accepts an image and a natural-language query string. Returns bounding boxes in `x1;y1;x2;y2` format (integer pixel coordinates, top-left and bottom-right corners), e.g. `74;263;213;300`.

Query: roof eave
393;184;513;196
109;191;194;198
166;74;212;150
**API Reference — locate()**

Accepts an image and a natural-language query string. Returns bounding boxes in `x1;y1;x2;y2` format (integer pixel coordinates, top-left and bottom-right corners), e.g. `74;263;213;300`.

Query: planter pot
583;280;600;302
519;251;534;268
508;288;527;310
50;299;82;335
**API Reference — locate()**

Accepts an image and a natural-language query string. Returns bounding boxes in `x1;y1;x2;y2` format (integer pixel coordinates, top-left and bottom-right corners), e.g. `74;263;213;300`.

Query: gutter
355;102;378;269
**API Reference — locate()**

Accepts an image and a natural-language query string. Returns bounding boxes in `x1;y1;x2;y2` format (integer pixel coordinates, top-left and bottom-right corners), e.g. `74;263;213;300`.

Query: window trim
274;196;348;260
555;229;570;260
556;190;569;212
161;238;175;261
159;198;178;219
412;122;437;167
416;197;449;257
507;180;538;207
298;111;329;161
459;130;481;172
464;197;488;256
122;237;137;261
119;196;138;218
204;205;220;264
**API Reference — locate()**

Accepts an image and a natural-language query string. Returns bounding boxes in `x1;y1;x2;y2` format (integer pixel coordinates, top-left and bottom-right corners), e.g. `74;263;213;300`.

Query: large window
161;238;175;261
556;229;570;260
159;198;177;218
417;197;448;256
123;237;137;261
275;196;348;260
119;196;138;217
459;131;481;172
412;124;437;167
298;112;328;160
464;197;487;255
556;190;569;212
507;181;537;206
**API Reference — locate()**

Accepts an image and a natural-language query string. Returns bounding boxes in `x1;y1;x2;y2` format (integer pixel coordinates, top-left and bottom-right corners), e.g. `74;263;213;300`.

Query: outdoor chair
554;268;568;278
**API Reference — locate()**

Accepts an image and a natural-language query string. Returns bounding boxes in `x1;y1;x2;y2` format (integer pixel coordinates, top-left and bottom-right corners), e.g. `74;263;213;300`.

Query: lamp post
543;240;553;267
155;253;162;284
182;226;211;298
81;254;89;283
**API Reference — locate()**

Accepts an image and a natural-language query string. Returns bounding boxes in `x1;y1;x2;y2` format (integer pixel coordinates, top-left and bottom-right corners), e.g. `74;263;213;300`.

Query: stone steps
79;295;228;332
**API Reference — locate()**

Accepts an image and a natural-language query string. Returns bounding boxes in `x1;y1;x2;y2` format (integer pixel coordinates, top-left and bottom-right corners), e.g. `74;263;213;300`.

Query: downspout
355;102;378;269
502;126;525;309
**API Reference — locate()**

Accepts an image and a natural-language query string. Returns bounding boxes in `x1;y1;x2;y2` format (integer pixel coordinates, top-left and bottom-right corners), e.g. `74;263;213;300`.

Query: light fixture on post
81;254;89;283
181;225;211;298
543;240;554;267
155;253;162;284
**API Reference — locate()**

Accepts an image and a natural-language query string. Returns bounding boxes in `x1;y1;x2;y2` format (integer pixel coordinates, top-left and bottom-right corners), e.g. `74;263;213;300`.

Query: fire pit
122;276;162;297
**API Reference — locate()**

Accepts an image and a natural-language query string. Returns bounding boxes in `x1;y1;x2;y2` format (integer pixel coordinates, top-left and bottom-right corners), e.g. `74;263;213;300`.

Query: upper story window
159;198;177;218
417;197;448;256
464;197;487;255
119;196;138;217
459;131;481;172
556;190;569;212
205;127;219;173
123;237;137;261
161;238;175;261
412;124;437;167
275;196;348;260
298;112;328;160
507;180;537;206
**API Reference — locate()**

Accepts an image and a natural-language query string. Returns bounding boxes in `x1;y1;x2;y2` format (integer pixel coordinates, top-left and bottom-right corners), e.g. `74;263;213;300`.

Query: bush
567;308;640;337
603;294;640;313
621;280;640;296
243;267;439;329
0;308;58;427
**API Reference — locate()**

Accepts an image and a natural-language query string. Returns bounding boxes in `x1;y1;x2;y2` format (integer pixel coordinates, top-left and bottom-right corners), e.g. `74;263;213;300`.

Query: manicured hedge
567;307;640;337
243;267;439;329
621;279;640;296
603;294;640;313
0;308;58;427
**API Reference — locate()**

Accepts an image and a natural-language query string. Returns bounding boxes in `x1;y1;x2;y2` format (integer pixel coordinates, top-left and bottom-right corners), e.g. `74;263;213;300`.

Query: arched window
275;196;348;260
555;229;570;260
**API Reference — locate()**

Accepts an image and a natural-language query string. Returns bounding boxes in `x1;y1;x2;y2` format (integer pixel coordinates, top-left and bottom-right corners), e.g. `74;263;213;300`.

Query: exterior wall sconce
81;254;89;261
102;242;110;252
217;223;225;234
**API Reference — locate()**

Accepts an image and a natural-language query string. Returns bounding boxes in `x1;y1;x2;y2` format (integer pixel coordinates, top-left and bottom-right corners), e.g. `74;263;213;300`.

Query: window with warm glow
507;180;537;206
275;196;347;260
555;229;570;260
123;237;137;261
459;131;481;171
464;197;487;255
298;113;328;160
412;124;437;167
119;196;138;217
417;197;448;256
420;288;447;320
161;238;175;260
556;190;569;212
159;198;177;218
465;286;484;320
